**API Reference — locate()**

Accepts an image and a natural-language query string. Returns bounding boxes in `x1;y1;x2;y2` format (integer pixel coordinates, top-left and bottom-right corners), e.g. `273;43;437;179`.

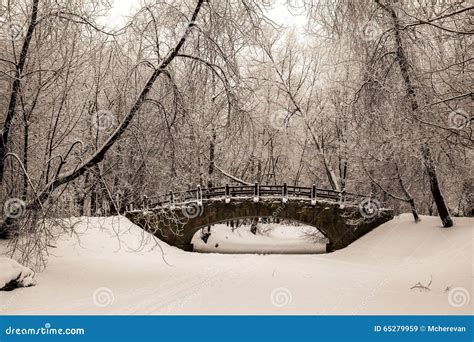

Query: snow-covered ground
0;214;472;315
0;258;35;291
192;223;327;254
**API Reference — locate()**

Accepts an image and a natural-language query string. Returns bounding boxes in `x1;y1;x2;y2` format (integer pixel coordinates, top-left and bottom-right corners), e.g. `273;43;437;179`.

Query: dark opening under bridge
125;183;393;252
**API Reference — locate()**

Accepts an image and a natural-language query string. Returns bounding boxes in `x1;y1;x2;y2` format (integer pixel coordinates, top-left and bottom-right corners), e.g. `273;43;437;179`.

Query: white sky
102;0;137;28
103;0;306;29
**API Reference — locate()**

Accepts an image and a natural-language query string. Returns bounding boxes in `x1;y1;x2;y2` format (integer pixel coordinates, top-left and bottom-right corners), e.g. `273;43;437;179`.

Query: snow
0;257;35;290
192;223;327;254
0;214;472;315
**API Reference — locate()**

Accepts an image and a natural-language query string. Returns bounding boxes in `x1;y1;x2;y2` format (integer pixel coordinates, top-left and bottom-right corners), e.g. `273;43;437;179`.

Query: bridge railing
124;183;370;212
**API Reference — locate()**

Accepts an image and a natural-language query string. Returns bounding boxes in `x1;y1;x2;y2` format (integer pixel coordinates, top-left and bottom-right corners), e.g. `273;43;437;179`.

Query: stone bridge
124;184;393;252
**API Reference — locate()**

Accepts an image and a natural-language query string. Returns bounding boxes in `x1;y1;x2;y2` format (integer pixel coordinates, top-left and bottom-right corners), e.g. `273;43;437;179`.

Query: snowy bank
0;214;472;314
0;258;35;291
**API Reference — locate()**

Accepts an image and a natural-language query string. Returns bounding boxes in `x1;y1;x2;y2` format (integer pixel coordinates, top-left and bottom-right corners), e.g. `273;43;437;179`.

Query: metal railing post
338;189;346;207
197;185;203;206
282;182;288;203
225;184;231;204
253;182;260;202
311;184;317;205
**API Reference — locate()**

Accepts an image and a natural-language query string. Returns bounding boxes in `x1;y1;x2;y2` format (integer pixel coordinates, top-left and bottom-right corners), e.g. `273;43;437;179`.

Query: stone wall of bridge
125;198;393;252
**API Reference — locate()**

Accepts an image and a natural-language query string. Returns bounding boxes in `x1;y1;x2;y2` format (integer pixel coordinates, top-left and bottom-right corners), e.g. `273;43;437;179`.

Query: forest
0;0;472;267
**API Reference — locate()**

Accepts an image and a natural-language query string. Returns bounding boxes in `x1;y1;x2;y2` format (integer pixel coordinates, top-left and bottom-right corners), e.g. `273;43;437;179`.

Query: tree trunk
74;183;85;217
250;218;258;235
376;0;453;227
395;164;420;223
0;0;40;185
421;146;453;227
22;122;29;201
207;128;216;188
205;128;217;236
408;198;420;223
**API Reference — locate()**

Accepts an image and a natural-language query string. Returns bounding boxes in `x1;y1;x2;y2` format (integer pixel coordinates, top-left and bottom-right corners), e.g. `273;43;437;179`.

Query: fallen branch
214;164;252;185
410;276;433;292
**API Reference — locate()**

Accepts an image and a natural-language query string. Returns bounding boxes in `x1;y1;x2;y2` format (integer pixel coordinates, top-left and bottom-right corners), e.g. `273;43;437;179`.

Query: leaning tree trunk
421;146;452;226
376;0;453;227
408;199;420;223
395;164;420;223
